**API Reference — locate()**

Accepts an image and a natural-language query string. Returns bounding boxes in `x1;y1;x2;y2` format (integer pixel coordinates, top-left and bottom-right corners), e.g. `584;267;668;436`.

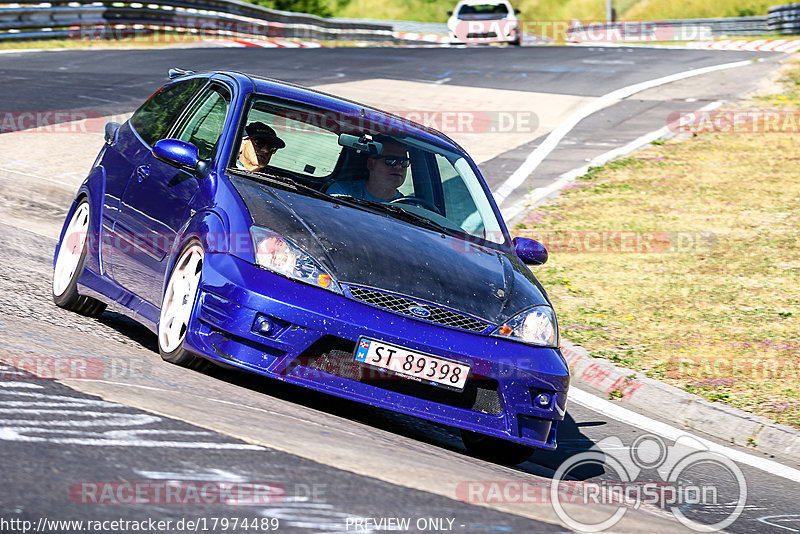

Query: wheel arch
54;166;107;271
160;209;228;304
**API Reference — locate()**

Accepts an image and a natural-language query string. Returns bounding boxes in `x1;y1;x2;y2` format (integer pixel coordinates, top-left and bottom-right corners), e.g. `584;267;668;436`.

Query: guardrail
565;16;770;42
769;3;800;33
1;1;798;44
0;0;394;42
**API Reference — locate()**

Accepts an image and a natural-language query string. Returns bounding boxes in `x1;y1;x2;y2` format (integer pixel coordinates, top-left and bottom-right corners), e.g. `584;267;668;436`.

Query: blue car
52;69;569;464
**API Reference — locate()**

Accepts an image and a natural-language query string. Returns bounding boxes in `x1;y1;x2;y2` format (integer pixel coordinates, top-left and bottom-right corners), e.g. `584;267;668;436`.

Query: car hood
233;179;550;325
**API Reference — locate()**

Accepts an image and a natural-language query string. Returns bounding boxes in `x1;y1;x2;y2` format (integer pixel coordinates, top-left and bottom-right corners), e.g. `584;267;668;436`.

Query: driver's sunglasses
250;138;279;153
374;155;410;168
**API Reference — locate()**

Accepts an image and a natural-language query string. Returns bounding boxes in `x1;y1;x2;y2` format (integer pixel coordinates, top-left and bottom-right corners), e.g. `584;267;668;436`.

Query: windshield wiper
334;196;455;236
228;168;332;202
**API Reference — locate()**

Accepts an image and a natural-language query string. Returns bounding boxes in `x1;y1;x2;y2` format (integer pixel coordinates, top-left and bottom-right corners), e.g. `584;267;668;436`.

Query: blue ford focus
52;69;569;464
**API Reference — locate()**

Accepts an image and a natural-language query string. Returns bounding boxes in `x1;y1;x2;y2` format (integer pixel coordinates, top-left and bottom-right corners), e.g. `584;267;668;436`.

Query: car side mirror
447;10;453;15
104;122;120;145
513;237;548;265
515;8;521;14
153;138;200;171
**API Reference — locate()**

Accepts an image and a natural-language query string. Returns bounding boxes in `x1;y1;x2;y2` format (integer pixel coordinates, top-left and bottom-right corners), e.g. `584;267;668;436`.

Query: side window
130;78;205;146
236;104;342;178
173;86;231;160
437;153;477;224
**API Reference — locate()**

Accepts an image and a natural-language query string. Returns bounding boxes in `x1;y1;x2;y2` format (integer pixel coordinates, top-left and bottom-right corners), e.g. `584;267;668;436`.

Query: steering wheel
390;196;441;214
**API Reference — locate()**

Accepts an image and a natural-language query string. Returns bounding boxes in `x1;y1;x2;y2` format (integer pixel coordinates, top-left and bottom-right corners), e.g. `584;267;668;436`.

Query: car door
101;78;206;276
112;84;231;306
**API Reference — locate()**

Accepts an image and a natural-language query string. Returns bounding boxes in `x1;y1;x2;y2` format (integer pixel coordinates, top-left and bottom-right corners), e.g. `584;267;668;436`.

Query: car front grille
293;337;503;416
346;285;489;333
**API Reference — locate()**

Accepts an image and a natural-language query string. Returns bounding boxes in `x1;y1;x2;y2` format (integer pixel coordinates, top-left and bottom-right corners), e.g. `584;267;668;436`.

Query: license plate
354;337;470;392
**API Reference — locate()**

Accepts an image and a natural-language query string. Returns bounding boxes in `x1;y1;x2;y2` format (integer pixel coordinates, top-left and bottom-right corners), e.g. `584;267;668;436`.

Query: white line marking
569;387;800;484
0;414;160;427
0;166;81;187
135;468;248;482
757;515;800;532
493;59;754;206
582;59;634;64
80;379;365;437
0;427;265;449
500;100;724;221
77;95;116;103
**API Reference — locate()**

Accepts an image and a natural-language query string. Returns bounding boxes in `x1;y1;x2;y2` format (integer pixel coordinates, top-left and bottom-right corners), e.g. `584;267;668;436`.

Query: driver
327;136;409;202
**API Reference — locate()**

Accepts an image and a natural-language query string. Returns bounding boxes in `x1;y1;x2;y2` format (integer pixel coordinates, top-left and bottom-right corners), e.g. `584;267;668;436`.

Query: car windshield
458;3;509;16
229;95;508;247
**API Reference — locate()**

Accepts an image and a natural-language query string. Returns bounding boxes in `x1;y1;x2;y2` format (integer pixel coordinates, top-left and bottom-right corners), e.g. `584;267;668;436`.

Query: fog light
534;392;552;409
254;315;274;336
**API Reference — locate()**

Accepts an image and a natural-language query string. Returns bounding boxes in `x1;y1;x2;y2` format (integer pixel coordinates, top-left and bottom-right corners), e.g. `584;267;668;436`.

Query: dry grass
514;59;800;428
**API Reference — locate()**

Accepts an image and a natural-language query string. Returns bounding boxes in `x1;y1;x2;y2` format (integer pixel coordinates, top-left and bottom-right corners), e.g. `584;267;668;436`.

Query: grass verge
514;58;800;429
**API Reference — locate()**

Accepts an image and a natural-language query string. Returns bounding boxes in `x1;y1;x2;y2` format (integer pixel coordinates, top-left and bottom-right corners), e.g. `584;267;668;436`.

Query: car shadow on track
94;310;606;477
200;362;607;478
98;311;159;353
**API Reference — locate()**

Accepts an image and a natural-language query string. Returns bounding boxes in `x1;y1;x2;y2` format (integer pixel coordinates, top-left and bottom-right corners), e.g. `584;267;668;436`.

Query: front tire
52;200;106;317
158;241;207;370
461;429;535;465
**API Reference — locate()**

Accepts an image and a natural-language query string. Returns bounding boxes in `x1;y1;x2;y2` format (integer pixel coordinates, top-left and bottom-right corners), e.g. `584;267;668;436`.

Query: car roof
209;71;466;155
455;0;513;7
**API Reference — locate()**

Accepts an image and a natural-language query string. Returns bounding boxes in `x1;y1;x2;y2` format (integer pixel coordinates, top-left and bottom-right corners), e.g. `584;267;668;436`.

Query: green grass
514;58;800;429
251;0;778;24
335;0;779;23
623;0;773;20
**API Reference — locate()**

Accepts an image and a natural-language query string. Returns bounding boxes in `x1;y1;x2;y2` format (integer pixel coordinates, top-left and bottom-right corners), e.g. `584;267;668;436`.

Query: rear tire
52;200;106;318
461;429;535;465
158;240;208;370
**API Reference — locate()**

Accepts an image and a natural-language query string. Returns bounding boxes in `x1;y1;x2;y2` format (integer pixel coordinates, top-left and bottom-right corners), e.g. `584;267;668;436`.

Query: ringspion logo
457;434;747;532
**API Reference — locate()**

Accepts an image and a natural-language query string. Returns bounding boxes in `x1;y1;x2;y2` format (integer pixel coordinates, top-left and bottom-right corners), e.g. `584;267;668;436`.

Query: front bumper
185;252;570;449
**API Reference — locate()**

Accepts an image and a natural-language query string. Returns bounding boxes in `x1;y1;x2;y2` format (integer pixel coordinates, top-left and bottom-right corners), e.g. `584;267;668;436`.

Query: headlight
250;227;341;293
492;306;559;347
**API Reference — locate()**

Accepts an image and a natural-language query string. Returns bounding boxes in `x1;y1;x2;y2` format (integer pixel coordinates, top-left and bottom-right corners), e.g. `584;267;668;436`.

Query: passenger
327;137;409;202
237;122;285;172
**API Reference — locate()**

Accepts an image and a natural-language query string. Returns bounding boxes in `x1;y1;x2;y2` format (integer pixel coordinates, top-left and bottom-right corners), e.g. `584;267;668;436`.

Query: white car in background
447;0;521;45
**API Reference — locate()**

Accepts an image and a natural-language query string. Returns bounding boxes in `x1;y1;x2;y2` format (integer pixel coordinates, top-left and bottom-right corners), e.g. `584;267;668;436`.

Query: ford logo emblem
408;306;431;318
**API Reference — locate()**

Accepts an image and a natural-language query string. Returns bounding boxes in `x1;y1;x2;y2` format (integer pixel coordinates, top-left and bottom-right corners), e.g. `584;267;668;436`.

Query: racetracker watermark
69;481;287;505
0;357;104;380
668;110;800;134
560;20;712;42
668;356;800;381
469;20;713;44
514;230;718;254
0;110;128;134
69;21;291;42
457;434;747;532
273;109;539;135
61;229;510;260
